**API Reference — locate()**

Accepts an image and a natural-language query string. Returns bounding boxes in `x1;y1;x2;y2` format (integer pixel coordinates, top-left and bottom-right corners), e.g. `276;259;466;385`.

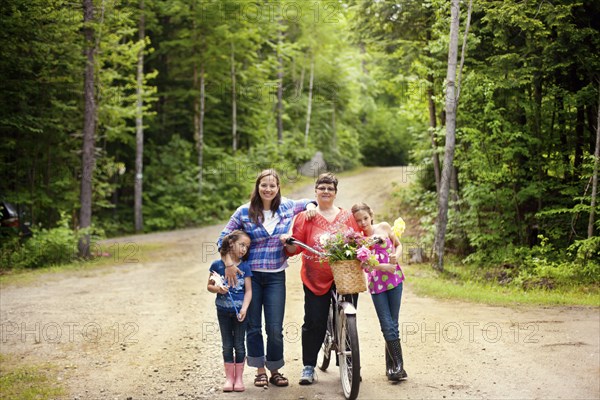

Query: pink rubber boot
223;363;235;392
233;362;245;392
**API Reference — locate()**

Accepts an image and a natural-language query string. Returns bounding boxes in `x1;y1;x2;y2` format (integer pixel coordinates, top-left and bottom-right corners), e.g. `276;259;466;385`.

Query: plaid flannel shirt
217;197;313;271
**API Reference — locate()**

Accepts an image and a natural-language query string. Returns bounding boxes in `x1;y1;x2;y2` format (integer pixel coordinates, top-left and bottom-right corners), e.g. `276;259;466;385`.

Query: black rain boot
385;339;408;381
385;345;394;379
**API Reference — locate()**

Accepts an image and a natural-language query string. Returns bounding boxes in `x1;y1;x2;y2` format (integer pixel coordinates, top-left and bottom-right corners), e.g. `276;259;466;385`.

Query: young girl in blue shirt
208;230;253;392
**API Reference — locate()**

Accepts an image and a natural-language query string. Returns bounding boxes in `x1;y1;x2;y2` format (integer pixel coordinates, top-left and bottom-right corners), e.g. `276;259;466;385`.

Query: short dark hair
315;172;338;192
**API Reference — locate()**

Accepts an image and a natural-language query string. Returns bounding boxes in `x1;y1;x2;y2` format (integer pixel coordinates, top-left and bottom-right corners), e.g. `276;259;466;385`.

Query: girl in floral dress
351;202;408;381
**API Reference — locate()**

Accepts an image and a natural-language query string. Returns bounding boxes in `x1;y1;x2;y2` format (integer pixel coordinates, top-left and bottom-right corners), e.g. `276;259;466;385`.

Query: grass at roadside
407;261;600;307
0;242;167;287
0;354;64;400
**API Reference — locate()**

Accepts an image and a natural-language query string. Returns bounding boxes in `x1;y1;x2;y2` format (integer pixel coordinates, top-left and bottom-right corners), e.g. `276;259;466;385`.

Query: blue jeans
247;270;286;370
217;309;248;363
370;282;403;341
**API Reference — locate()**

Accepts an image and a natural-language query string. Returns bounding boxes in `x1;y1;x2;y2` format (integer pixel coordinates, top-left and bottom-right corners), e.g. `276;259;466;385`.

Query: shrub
1;214;79;269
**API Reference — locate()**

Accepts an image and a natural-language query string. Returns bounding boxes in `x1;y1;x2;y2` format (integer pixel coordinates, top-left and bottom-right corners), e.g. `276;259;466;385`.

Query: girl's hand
218;286;229;295
237;309;247;321
379;263;396;274
389;254;397;265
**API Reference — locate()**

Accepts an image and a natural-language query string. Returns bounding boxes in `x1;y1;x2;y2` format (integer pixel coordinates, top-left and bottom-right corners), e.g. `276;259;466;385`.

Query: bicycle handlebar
285;235;385;257
285;237;324;256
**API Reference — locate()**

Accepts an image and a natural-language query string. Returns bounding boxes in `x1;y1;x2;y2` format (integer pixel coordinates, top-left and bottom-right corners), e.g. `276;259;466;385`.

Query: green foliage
142;135;203;230
359;106;411;166
407;261;599;306
396;0;600;288
1;214;79;270
2;0;598;287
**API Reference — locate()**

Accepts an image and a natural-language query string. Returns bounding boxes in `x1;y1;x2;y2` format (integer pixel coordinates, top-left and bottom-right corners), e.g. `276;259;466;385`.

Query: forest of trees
1;0;599;284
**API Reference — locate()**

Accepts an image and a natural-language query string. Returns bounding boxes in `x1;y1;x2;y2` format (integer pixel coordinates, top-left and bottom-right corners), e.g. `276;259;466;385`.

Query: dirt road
1;167;598;400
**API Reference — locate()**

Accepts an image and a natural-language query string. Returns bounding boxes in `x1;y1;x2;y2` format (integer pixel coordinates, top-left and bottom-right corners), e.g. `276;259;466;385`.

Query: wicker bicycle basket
330;259;367;294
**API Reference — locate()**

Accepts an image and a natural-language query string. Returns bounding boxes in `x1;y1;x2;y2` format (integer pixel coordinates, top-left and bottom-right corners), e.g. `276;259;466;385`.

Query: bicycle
320;286;361;400
286;236;382;400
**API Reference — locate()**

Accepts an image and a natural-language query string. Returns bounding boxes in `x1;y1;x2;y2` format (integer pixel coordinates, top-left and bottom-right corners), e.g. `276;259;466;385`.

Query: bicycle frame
286;236;362;399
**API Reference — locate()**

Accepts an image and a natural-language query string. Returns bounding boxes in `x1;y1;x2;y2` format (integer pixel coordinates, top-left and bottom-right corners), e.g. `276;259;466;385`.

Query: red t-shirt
290;209;361;296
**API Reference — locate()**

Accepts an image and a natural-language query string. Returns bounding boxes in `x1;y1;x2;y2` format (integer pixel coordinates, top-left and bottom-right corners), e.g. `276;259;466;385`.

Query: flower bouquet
317;228;376;294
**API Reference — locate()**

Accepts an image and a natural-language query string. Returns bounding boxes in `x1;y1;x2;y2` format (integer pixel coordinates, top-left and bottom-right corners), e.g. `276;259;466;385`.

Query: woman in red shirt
282;172;360;385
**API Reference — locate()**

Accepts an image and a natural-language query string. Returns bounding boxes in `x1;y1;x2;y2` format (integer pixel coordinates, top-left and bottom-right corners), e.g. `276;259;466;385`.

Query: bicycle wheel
318;305;334;371
338;313;360;400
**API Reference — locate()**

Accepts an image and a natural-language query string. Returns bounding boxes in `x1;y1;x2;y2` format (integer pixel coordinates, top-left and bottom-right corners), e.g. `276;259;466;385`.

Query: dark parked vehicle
1;200;32;238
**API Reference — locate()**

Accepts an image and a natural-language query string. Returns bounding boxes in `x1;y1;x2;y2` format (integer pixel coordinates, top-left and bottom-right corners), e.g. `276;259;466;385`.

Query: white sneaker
299;365;315;385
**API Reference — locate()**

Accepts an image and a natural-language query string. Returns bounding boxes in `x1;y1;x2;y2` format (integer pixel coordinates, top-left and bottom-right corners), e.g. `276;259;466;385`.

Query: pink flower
356;245;372;262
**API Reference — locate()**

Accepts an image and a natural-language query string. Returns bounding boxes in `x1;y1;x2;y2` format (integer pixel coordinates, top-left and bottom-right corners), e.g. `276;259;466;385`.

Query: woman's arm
223;258;242;287
238;276;253;321
217;208;243;248
283;213;307;256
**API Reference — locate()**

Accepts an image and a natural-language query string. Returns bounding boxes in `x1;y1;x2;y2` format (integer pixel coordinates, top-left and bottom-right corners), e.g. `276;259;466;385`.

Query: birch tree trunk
433;0;473;270
588;87;600;238
134;0;145;233
79;0;96;259
231;42;237;153
193;60;205;195
304;55;314;146
433;0;461;271
428;72;441;193
192;4;205;195
276;20;284;146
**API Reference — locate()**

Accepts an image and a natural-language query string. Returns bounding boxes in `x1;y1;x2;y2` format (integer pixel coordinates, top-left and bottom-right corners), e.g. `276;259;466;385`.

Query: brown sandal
254;373;268;387
269;372;289;387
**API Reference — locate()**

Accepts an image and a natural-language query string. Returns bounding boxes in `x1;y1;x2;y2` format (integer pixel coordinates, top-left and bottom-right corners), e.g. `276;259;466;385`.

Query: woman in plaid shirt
218;169;316;388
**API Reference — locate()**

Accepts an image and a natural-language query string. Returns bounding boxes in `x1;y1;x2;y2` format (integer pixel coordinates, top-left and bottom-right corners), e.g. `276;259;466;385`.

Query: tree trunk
426;30;441;193
276;21;284;146
192;5;204;195
134;0;145;233
433;0;461;271
588;87;600;238
231;42;237;153
428;73;441;193
193;59;205;195
575;106;585;175
79;0;96;259
304;55;314;146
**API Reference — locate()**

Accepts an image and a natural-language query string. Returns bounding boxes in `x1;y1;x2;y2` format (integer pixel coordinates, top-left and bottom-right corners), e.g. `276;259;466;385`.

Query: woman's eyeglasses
316;186;336;192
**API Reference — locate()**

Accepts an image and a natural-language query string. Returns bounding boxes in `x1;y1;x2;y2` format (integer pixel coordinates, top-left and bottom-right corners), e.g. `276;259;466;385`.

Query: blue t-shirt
209;259;253;313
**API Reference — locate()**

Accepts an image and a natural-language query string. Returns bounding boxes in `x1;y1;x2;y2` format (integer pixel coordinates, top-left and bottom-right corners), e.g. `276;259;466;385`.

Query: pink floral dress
367;237;405;295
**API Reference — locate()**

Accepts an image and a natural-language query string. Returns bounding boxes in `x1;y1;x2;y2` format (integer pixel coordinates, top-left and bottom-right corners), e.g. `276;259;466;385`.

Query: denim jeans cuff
247;355;265;368
265;358;284;371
